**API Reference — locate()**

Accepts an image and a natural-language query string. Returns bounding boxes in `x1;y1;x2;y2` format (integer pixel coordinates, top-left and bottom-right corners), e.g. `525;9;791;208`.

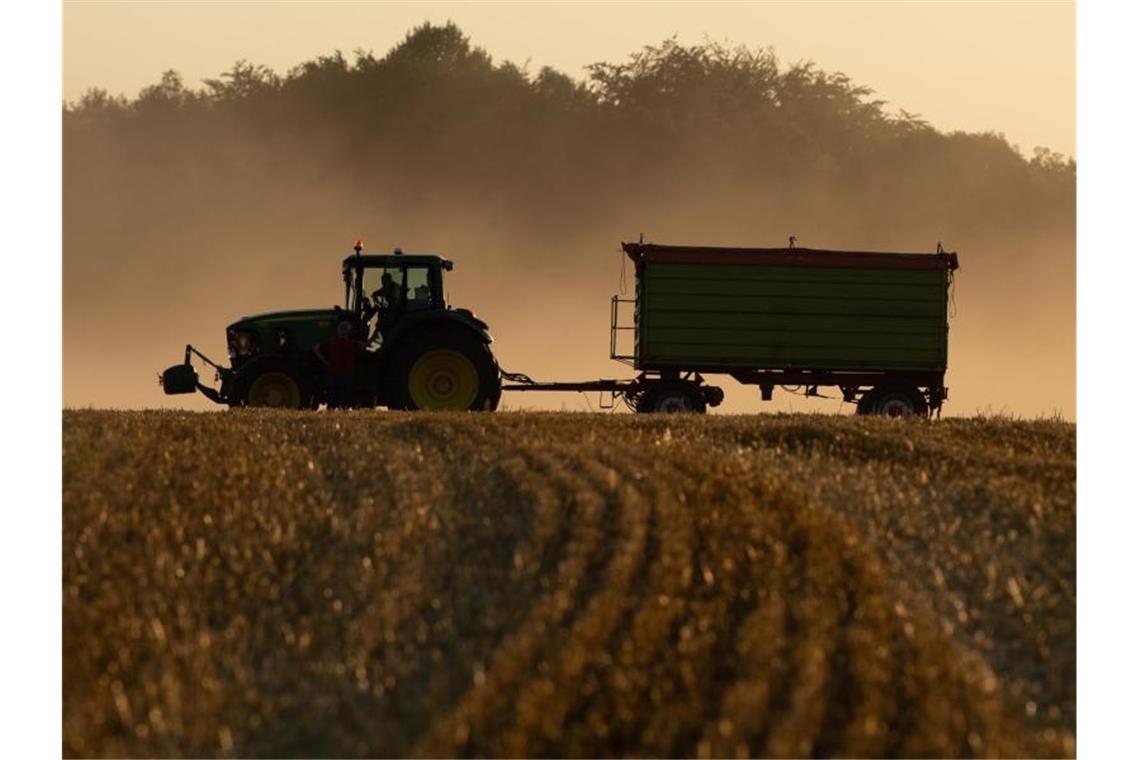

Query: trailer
503;240;959;416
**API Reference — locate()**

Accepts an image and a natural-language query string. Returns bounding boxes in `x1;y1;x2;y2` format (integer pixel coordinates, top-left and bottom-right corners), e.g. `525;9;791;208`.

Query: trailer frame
502;366;946;415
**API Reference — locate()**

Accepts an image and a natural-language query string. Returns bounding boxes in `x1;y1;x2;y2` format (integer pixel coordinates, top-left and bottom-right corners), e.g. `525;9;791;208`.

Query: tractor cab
161;241;499;411
342;251;454;343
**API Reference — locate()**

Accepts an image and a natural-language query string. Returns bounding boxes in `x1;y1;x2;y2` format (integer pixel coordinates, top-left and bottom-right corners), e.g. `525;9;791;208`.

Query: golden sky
64;1;1074;158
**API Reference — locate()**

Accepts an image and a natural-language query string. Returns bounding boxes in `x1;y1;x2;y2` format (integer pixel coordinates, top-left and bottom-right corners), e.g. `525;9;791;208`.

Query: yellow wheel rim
408;349;479;410
248;372;301;408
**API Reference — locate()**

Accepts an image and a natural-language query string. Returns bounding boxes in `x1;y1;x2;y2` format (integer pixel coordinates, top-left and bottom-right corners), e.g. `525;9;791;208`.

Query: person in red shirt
314;320;361;409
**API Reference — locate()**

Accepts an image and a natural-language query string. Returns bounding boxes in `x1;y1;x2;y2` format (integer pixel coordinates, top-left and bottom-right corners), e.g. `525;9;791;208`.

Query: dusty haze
63;22;1075;417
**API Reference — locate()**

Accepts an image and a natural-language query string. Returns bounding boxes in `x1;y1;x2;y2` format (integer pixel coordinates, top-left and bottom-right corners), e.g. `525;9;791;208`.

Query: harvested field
62;410;1075;758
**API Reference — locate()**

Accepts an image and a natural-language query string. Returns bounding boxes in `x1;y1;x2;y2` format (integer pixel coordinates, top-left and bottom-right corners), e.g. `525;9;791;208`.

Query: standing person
314;320;361;409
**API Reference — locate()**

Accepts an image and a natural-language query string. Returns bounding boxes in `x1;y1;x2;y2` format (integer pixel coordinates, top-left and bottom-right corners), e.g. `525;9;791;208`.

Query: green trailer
503;240;959;415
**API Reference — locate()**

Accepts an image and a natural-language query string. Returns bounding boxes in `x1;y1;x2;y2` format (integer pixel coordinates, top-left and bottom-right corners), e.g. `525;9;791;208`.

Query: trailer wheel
387;326;501;411
637;382;707;414
856;389;879;415
867;385;928;417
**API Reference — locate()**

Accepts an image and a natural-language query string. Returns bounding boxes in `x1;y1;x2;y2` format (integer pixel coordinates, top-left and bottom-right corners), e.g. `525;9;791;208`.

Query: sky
63;0;1075;158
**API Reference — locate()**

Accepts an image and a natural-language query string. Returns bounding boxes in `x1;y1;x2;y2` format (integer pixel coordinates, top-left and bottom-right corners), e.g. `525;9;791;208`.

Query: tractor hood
227;308;343;332
225;308;345;367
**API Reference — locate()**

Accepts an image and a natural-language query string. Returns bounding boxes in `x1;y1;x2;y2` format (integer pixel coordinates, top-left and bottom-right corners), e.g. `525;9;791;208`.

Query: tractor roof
342;253;451;268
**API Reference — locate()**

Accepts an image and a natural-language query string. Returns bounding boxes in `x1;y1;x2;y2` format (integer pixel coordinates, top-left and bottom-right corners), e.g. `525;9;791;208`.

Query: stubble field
62;409;1075;758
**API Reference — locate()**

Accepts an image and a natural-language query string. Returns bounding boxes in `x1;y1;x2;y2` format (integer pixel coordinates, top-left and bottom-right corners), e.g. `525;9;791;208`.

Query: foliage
63;22;1073;240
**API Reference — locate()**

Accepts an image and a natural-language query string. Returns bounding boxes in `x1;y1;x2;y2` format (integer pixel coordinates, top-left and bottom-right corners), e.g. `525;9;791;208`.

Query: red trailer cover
621;242;959;272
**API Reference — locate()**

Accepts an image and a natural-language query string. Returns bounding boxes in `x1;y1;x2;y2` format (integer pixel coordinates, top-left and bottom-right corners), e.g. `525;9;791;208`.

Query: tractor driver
378;272;402;310
367;271;404;342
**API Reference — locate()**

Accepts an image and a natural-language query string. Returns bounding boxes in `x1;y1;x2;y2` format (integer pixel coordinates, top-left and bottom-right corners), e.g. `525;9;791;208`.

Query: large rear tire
386;326;501;411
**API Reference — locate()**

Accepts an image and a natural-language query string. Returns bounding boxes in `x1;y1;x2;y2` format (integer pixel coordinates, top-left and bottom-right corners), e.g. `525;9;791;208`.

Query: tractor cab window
356;264;437;341
360;267;388;309
404;267;431;311
361;265;432;311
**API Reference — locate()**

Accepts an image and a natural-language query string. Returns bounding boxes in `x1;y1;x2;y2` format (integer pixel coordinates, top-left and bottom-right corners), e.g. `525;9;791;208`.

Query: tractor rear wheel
637;381;707;414
387;327;501;411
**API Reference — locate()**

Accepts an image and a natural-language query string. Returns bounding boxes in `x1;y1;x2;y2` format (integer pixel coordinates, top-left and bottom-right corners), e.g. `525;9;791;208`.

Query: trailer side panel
637;260;950;372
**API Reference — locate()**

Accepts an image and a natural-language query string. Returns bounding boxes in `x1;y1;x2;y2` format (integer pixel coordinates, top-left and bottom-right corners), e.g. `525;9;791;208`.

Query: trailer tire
856;389;879;416
868;385;928;417
386;326;501;411
637;381;707;414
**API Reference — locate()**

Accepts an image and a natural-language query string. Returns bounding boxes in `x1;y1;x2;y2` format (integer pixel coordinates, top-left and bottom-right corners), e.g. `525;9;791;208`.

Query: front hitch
159;344;228;404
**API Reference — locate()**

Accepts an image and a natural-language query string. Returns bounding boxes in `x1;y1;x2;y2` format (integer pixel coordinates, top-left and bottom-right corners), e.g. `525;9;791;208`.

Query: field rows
62;410;1075;757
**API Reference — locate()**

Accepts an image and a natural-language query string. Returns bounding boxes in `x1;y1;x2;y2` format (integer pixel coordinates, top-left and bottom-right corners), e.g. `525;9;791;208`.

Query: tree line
64;22;1073;247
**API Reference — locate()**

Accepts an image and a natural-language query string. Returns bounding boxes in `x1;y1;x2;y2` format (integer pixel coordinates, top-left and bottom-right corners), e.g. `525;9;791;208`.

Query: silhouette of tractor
161;243;501;410
162;238;958;417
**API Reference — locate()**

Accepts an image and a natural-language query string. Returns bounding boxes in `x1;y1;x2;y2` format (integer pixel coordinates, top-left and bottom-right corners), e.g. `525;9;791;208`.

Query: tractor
160;244;501;411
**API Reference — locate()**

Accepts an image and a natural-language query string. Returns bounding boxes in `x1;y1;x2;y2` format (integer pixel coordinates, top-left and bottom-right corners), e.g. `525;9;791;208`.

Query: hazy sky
64;1;1074;158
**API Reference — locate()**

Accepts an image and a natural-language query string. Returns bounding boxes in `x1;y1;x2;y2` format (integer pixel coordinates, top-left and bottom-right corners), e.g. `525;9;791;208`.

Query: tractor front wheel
242;367;307;409
387;327;501;411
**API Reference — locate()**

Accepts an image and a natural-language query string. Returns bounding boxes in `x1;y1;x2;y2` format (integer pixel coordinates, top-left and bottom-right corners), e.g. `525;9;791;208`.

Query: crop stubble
63;410;1075;758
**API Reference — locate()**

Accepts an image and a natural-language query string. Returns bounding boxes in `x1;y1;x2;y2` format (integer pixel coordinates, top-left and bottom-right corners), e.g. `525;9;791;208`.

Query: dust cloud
64;24;1074;418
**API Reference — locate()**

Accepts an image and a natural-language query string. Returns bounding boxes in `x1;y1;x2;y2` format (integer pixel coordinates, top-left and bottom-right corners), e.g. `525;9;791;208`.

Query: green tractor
160;245;502;411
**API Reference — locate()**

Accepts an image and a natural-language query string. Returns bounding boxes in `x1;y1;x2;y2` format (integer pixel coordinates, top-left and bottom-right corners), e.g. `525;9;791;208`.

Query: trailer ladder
610;295;637;365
